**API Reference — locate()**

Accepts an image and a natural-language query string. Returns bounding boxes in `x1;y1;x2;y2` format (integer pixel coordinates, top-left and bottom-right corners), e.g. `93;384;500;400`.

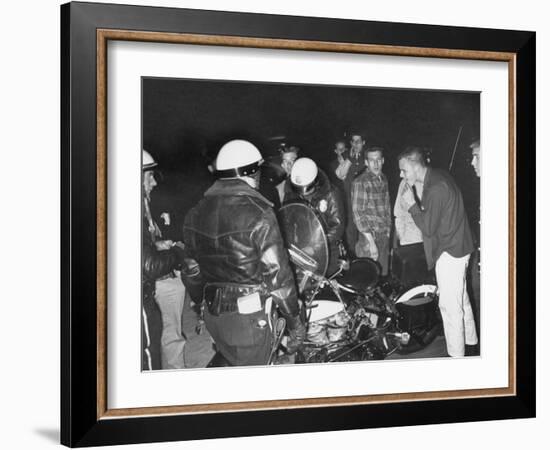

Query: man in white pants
398;147;478;357
155;274;187;369
143;150;187;369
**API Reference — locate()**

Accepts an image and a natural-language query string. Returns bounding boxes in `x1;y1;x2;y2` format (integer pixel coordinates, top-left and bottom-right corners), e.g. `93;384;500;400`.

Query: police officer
288;157;345;276
183;140;305;366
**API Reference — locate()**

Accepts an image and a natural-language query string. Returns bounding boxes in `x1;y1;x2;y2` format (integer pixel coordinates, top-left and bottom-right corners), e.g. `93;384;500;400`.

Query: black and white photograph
50;0;537;448
141;77;481;370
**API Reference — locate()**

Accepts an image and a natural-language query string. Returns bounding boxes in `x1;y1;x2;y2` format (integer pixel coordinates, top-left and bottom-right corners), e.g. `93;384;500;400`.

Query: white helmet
142;150;157;171
290;157;318;195
215;139;263;179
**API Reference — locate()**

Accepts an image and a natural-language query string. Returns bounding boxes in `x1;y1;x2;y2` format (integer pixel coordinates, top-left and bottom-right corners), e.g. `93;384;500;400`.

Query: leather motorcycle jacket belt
204;282;270;316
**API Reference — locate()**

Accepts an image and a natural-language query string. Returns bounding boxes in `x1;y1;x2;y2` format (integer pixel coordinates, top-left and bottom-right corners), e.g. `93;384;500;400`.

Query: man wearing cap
351;146;392;276
398;146;478;357
142;150;187;370
183;139;305;366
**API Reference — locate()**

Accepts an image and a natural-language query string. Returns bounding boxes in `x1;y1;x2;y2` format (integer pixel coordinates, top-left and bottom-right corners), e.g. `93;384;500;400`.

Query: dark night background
142;77;480;240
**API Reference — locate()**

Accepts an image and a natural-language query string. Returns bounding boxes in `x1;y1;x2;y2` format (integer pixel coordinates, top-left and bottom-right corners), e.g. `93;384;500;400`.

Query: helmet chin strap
293;177;317;197
231;173;260;190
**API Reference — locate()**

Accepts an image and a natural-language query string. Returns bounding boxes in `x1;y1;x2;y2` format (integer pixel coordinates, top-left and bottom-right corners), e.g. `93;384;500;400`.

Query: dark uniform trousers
203;283;276;366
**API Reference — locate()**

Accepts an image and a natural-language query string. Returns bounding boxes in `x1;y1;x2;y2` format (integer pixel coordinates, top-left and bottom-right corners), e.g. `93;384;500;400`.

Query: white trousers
435;252;478;357
155;274;187;369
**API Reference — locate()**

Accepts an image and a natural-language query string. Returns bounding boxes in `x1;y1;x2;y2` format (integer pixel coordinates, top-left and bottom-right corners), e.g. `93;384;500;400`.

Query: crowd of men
141;130;482;370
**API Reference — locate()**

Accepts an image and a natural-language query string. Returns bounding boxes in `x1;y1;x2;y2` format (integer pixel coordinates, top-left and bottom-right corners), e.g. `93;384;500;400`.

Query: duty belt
204;282;266;316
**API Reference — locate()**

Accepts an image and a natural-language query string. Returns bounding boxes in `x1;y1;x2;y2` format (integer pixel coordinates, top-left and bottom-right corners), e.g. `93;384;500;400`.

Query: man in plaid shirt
351;147;392;275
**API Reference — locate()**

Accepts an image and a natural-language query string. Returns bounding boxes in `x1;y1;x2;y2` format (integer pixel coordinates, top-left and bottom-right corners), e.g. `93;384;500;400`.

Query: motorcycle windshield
279;202;329;276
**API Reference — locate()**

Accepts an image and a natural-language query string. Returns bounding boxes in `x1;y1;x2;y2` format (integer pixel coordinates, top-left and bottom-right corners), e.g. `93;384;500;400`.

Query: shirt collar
365;170;385;182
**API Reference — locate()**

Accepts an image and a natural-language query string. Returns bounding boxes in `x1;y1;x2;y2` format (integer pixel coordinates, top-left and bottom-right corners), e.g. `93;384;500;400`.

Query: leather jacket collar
204;179;274;207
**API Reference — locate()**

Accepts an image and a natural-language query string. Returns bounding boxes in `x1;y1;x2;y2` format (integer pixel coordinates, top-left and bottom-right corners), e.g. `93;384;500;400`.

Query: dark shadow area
143;77;480;237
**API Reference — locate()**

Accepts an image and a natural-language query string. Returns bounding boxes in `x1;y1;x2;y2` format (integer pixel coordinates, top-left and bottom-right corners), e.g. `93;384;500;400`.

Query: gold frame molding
96;29;516;420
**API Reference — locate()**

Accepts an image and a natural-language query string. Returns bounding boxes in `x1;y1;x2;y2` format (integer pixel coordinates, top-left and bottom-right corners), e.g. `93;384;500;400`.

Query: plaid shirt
351;170;391;236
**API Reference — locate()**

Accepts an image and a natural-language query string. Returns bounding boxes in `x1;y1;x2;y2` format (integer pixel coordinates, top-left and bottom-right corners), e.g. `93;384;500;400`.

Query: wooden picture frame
61;1;535;446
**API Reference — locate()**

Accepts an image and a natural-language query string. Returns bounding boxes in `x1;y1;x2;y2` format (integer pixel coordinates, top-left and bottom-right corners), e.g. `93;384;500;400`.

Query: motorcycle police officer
183;139;305;366
288;157;345;276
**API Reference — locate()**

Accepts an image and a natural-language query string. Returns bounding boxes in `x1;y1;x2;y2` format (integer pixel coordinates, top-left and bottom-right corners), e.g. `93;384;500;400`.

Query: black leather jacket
142;217;179;304
183;179;300;319
286;170;345;248
285;169;345;274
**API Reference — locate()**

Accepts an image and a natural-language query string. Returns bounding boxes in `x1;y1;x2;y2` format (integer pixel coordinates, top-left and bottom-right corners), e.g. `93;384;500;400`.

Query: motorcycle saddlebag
395;293;441;353
396;296;438;334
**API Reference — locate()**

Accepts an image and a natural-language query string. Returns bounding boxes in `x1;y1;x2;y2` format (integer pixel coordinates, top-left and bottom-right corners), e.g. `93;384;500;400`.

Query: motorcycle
278;201;441;364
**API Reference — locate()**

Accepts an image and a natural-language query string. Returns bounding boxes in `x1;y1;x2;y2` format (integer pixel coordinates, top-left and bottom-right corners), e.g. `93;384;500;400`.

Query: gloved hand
178;255;204;305
171;242;188;268
285;314;306;354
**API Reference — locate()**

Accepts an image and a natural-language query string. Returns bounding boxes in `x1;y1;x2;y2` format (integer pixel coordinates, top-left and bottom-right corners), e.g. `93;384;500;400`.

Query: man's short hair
470;139;480;149
278;143;300;157
287;145;301;156
365;146;384;158
273;144;300;166
398;146;427;167
347;129;367;141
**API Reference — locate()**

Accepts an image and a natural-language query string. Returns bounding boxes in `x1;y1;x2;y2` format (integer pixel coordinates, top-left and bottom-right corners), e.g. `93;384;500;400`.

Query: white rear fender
394;284;438;304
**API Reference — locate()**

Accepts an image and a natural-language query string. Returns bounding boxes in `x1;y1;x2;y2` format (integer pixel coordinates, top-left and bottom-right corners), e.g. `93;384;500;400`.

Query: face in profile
471;145;480;177
366;150;384;176
143;170;157;199
399;158;417;186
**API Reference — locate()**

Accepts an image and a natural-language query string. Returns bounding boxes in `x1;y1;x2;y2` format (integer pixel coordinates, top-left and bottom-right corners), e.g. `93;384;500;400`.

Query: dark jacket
330;149;366;195
330;149;365;254
142;217;179;302
409;167;474;269
260;159;287;209
183;179;300;319
286;170;345;273
142;215;179;370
